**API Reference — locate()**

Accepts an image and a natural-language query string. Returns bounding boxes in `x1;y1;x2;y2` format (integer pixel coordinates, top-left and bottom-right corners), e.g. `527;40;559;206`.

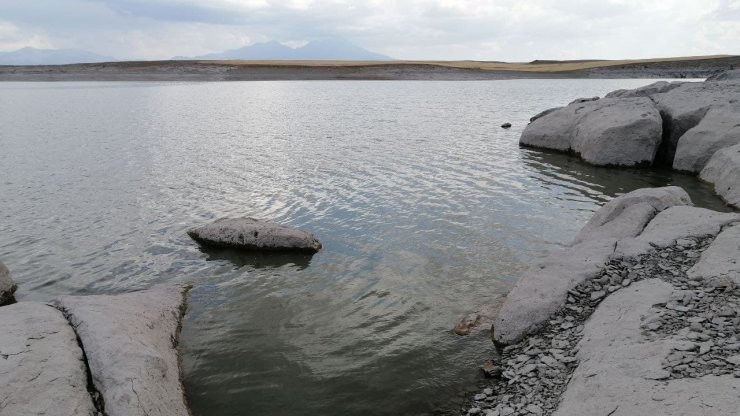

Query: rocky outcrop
673;104;740;173
188;217;322;253
687;223;740;285
707;69;740;81
0;260;17;305
0;302;97;416
604;80;684;99
700;143;740;208
573;186;691;244
56;285;190;416
520;97;663;166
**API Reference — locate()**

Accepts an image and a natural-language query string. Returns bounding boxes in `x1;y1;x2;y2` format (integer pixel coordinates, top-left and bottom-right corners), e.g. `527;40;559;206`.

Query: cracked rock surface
0;302;97;416
56;284;191;416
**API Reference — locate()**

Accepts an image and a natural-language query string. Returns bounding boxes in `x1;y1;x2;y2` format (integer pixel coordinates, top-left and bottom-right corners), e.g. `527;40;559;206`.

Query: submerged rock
0;302;97;416
0;259;17;305
501;122;512;129
520;97;662;166
454;298;505;336
55;284;191;416
188;217;322;253
700;143;740;209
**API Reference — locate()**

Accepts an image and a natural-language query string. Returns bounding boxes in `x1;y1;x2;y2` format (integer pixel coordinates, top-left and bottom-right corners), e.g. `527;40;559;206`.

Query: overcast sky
1;0;739;61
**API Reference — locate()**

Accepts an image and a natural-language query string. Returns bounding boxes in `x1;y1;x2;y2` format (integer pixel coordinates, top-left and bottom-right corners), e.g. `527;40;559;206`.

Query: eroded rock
700;143;740;209
688;223;740;285
55;285;191;416
673;104;740;173
0;259;17;305
0;302;97;416
454;298;505;336
188;217;322;253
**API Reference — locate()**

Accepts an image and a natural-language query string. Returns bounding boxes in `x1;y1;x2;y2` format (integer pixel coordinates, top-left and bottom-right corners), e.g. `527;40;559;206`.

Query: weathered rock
554;279;740;416
707;69;740;81
604;80;686;99
673;104;740;173
0;302;97;416
454;298;505;336
567;96;599;105
188;217;322;253
615;206;740;258
0;259;17;305
573;186;691;244
700;143;740;209
501;122;512;129
650;79;740;165
687;223;740;285
493;238;617;345
55;285;190;416
520;97;663;167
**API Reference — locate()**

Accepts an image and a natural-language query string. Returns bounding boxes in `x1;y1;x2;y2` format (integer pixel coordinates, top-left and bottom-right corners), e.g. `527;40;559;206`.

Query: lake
0;79;729;415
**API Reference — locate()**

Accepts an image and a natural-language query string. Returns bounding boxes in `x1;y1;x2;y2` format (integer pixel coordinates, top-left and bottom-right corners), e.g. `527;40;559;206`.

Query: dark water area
0;79;730;416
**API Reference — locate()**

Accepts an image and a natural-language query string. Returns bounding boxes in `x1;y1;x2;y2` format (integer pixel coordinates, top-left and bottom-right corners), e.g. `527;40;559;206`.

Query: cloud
0;0;738;60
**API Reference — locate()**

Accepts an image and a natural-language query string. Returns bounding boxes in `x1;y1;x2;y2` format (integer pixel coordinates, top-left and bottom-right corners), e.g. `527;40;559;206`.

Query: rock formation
188;217;322;253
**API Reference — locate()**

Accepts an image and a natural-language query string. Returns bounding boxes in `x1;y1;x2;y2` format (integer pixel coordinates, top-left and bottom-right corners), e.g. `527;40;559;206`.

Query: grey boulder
0;259;17;305
55;284;190;416
520;97;663;166
673;104;740;173
453;297;505;336
0;302;97;416
573;186;691;244
188;217;322;253
700;143;740;209
687;223;740;285
604;80;686;99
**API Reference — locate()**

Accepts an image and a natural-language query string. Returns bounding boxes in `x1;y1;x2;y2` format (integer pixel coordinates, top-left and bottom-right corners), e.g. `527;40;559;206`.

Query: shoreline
1;56;739;81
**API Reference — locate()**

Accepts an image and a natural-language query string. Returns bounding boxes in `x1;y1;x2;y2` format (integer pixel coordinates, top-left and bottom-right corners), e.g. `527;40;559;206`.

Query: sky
0;0;739;61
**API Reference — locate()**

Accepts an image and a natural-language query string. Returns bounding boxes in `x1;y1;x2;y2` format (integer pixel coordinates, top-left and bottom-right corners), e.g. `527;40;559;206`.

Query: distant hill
0;47;115;65
179;39;393;61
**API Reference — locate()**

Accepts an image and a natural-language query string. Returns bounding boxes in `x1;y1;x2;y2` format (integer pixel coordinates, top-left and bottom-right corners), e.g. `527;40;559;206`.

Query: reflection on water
0;79;731;416
199;246;314;270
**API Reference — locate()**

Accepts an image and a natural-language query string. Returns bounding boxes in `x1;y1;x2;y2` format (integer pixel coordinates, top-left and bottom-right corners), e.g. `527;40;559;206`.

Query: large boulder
0;302;97;416
604;80;685;99
650;79;740;165
687;223;740;285
554;279;740;416
0;259;17;305
673;104;740;173
55;285;191;416
188;217;322;253
520;97;663;166
700;143;740;209
573;186;691;244
493;238;617;345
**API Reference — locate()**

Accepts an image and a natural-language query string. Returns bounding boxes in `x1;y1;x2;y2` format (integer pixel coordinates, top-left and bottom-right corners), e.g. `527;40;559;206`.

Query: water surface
0;79;730;415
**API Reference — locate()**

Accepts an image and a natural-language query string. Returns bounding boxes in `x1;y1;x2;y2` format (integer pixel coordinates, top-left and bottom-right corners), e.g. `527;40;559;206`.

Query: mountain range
0;47;114;65
179;39;392;61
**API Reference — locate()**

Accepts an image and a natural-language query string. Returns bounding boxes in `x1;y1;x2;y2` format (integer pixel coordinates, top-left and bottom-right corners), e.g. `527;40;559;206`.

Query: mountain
0;47;115;65
182;39;392;61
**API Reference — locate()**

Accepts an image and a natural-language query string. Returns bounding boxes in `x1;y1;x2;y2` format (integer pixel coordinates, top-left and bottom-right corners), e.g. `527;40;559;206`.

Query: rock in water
453;298;505;336
0;259;17;305
55;285;191;416
188;217;322;253
0;302;97;416
700;143;740;209
501;122;512;129
520;97;662;167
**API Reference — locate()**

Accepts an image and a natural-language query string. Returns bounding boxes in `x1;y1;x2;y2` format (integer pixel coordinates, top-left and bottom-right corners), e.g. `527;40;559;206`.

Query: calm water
0;80;730;415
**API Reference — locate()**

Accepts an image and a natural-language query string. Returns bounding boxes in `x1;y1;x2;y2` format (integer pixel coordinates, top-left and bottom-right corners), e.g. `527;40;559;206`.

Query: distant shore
1;55;739;81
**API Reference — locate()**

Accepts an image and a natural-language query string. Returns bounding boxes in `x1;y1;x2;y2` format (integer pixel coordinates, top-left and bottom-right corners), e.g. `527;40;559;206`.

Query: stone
0;302;97;416
568;96;599;105
55;285;190;416
554;280;740;416
454;297;505;336
0;259;18;305
615;206;740;258
707;69;740;81
501;122;512;129
573;186;691;244
493;238;617;345
604;81;686;99
481;361;502;378
687;223;740;285
700;143;740;209
520;97;663;167
188;217;322;253
673;104;740;173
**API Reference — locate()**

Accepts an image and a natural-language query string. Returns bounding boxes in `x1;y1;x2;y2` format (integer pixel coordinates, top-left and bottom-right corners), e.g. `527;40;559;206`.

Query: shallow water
0;79;730;416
